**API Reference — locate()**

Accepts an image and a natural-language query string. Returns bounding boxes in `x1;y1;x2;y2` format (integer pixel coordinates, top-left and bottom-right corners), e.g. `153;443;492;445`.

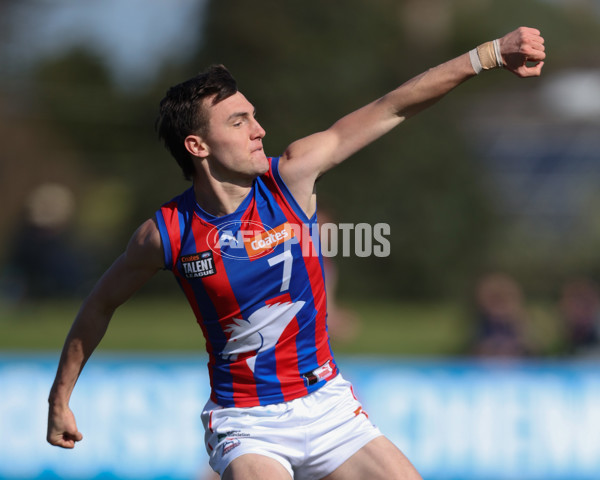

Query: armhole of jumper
270;156;317;225
154;209;173;270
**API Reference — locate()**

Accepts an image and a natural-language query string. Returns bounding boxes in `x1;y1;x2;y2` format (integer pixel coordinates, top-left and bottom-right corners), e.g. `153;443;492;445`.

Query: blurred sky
3;0;207;88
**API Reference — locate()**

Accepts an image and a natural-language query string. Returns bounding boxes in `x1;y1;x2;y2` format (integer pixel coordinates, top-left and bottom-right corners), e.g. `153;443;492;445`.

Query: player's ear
184;134;209;158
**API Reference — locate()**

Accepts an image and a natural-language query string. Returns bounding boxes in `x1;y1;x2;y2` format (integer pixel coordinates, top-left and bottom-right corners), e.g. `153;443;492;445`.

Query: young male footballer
48;26;545;480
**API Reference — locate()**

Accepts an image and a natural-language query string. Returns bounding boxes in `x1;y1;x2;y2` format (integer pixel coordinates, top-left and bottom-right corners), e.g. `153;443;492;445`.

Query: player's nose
251;118;266;139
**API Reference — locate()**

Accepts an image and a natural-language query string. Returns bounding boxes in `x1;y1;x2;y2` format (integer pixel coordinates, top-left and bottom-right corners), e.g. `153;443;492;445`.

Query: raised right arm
278;27;545;218
47;218;164;448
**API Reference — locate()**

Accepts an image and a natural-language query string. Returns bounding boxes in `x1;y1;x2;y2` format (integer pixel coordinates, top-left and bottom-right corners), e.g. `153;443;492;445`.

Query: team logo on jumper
207;220;295;260
222;301;305;372
180;251;216;278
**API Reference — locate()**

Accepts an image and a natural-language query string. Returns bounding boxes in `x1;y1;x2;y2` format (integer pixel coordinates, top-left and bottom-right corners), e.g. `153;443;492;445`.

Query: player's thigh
321;436;422;480
221;453;293;480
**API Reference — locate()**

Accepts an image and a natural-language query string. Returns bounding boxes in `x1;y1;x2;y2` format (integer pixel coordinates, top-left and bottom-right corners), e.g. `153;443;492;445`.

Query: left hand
499;26;546;77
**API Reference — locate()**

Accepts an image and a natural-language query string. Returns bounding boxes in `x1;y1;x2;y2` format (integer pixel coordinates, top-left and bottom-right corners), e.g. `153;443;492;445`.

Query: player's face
202;92;268;182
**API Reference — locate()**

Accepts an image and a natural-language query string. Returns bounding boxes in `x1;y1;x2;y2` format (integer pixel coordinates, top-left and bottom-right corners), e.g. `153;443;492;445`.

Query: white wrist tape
469;48;482;74
492;39;503;67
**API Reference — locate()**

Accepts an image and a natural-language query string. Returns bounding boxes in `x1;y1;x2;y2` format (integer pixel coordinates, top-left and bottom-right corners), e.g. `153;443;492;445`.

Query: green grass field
0;295;564;356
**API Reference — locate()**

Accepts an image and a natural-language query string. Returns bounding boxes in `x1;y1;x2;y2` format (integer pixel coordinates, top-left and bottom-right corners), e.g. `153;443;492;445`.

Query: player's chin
252;150;270;173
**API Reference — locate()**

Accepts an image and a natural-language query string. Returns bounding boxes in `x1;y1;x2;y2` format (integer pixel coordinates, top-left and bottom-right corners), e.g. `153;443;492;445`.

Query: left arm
278;26;545;216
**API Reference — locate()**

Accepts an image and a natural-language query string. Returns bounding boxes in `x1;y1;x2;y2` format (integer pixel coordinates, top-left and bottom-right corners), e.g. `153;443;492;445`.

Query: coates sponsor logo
207;220;295;260
244;222;295;258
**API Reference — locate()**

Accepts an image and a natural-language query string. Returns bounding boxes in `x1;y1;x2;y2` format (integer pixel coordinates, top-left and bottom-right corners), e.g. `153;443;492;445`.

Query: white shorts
201;374;382;480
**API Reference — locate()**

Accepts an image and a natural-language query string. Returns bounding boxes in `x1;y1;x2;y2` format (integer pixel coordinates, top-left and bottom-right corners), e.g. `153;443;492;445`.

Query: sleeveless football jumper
155;157;338;408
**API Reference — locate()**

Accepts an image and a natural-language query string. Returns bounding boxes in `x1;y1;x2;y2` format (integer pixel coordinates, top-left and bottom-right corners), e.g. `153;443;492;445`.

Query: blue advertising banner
343;359;600;480
1;354;599;480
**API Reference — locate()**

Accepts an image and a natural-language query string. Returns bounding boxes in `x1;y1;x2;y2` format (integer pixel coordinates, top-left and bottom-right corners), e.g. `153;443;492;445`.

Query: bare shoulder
279;129;338;180
277;130;339;216
125;218;164;269
131;218;162;247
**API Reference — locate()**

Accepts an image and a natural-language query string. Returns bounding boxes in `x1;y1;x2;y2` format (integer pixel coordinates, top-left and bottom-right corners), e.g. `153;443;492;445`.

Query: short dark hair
156;64;238;180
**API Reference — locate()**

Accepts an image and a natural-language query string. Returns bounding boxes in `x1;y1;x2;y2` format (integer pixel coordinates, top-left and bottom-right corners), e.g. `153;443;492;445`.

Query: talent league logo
180;251;216;278
207;220;295;260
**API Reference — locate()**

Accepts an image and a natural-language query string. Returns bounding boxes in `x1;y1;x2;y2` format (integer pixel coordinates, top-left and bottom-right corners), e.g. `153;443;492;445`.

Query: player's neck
192;174;252;217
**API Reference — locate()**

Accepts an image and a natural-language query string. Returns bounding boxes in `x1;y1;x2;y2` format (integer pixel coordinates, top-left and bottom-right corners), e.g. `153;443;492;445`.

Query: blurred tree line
2;0;600;303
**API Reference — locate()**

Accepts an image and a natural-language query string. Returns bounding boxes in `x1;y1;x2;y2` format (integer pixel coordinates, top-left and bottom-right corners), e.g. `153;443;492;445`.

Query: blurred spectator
323;255;361;344
559;278;600;357
471;272;533;358
318;208;360;345
2;183;87;302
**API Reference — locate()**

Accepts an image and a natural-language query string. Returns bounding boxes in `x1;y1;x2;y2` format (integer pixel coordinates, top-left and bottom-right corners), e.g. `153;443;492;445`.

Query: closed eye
228;109;257;127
